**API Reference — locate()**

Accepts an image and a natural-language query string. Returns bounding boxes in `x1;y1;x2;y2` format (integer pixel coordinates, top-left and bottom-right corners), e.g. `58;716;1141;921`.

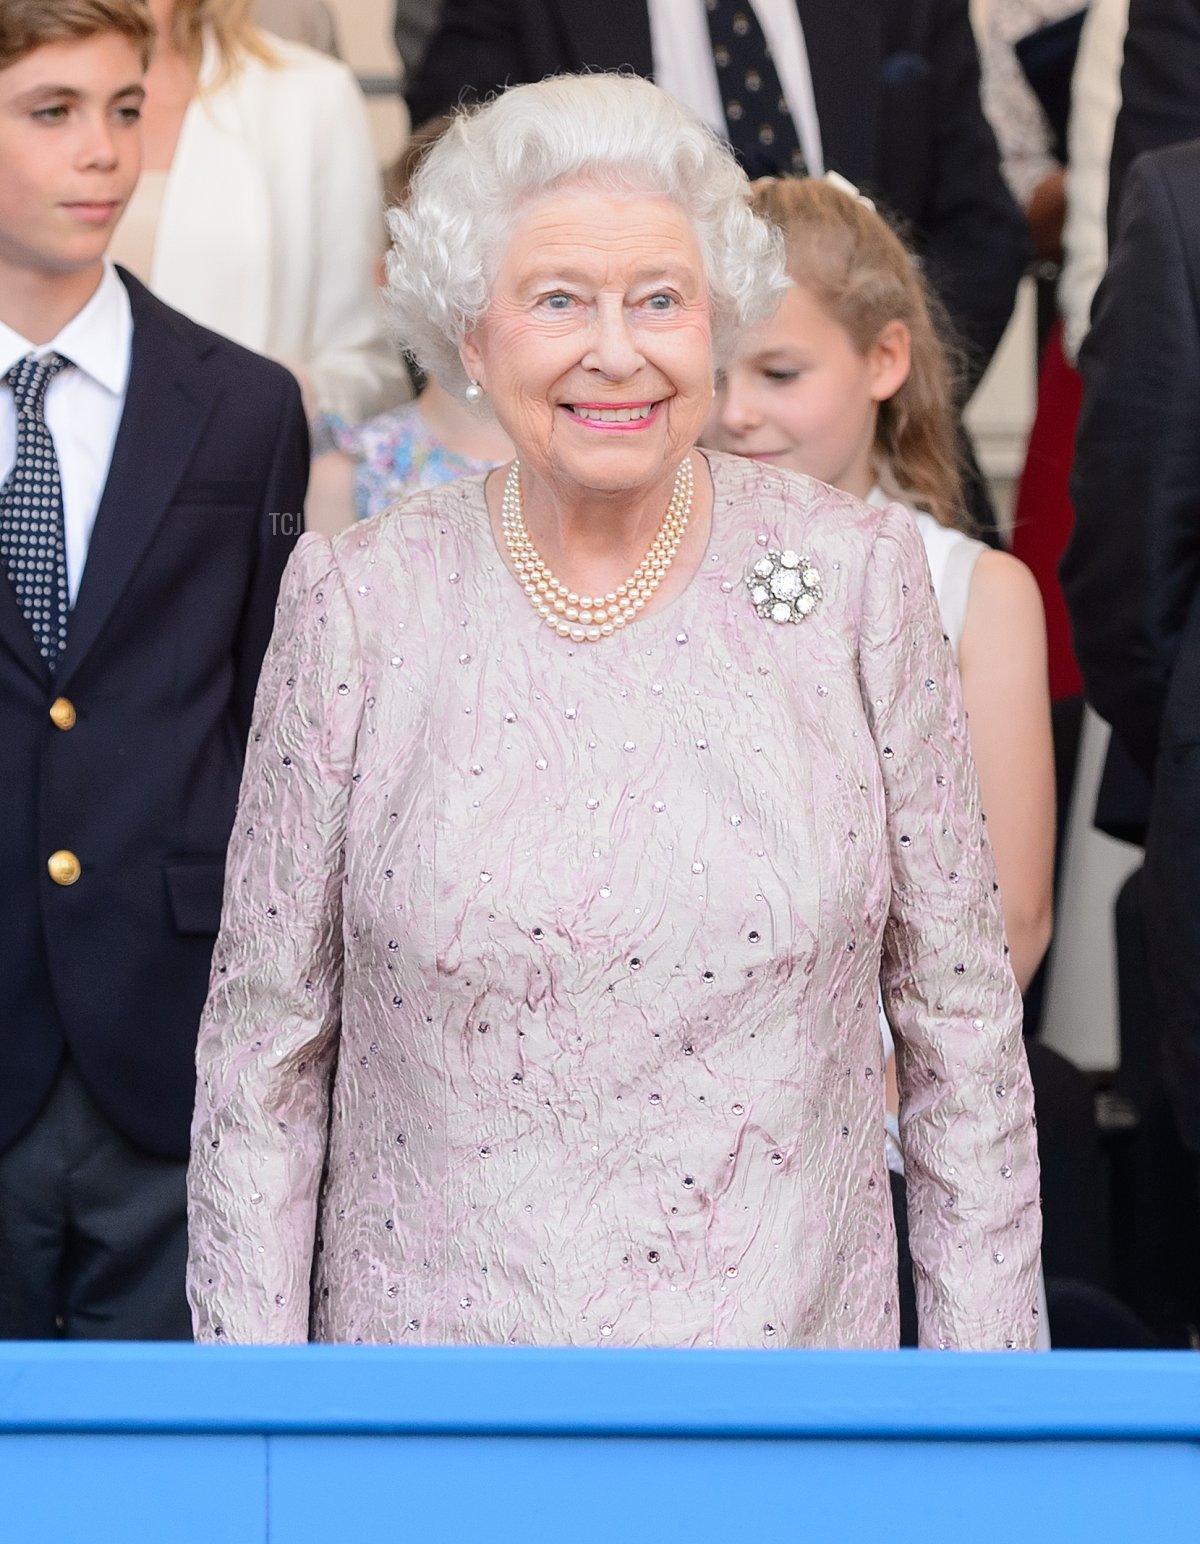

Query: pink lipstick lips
564;401;661;430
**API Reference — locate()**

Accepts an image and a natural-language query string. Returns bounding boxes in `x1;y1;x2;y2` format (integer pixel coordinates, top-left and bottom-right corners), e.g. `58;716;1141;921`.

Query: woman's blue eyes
539;292;678;312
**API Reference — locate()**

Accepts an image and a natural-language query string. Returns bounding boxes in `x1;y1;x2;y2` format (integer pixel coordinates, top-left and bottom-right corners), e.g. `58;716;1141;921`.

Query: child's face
0;33;144;289
704;281;905;501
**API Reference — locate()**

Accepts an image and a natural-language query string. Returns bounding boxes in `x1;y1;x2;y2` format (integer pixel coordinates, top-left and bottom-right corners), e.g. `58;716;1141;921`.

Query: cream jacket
1060;0;1129;364
146;32;406;423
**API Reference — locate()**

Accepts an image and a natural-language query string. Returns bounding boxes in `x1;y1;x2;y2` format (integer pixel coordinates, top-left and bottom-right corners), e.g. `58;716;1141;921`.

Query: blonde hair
168;0;274;77
0;0;154;71
751;176;964;529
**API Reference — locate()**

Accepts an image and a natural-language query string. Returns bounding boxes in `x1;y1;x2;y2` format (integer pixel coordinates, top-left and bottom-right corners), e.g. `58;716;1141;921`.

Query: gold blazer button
48;850;81;886
49;696;77;731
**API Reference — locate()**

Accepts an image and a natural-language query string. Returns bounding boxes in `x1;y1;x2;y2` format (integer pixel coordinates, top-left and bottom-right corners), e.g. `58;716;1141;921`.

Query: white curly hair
385;73;788;396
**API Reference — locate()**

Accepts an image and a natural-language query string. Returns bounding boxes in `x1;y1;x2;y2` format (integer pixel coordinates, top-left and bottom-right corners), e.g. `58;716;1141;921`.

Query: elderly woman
187;75;1041;1350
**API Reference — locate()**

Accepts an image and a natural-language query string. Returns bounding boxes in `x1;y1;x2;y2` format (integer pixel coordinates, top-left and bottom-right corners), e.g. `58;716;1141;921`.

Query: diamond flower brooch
745;550;823;624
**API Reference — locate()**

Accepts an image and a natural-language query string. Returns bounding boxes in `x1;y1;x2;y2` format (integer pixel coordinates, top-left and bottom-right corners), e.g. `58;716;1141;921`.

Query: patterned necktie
0;352;72;670
705;0;808;179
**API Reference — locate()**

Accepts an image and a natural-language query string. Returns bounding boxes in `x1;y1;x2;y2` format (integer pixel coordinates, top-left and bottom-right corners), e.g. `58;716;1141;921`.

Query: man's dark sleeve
1062;147;1200;780
232;373;309;739
901;0;1028;382
1107;0;1200;243
405;0;526;127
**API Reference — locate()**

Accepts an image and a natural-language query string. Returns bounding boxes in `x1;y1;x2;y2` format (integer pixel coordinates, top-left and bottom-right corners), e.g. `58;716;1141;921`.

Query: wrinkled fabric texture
187;451;1041;1349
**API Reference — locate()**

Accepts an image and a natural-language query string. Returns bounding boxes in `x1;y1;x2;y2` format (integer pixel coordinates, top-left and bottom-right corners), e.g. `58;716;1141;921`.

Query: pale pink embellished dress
187;451;1041;1349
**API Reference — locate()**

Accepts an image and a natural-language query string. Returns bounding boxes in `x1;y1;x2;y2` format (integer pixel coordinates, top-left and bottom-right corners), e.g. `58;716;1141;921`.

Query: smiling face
460;187;714;507
0;33;144;303
704;280;909;500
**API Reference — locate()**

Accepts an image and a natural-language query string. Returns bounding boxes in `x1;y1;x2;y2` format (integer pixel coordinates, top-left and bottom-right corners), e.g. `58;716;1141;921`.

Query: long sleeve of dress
188;534;365;1343
861;503;1042;1350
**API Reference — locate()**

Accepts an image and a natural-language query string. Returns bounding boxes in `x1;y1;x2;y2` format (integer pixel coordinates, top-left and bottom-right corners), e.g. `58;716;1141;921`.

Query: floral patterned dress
314;400;503;521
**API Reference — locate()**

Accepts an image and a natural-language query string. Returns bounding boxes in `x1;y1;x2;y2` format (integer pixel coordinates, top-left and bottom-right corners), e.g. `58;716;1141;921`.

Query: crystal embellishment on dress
744;549;822;623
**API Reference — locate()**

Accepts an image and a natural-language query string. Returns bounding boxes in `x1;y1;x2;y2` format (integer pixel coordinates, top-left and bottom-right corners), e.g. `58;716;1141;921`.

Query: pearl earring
464;379;484;404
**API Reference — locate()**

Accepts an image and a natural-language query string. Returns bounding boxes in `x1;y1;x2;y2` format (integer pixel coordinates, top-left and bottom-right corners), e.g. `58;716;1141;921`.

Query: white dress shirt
647;0;825;175
0;262;131;606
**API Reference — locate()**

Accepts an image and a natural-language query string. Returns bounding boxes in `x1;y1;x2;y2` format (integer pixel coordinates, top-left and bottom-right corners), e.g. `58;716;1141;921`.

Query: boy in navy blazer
0;0;307;1337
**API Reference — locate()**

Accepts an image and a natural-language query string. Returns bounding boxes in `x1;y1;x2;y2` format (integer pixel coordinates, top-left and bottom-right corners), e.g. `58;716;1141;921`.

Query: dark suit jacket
1062;141;1200;1149
1083;0;1200;841
0;270;307;1161
1107;0;1200;243
405;0;1027;379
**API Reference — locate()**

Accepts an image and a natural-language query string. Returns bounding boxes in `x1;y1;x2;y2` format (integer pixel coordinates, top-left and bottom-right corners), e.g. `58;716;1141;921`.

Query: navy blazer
1081;0;1200;844
1064;141;1200;1150
405;0;1027;378
0;271;307;1160
1108;0;1200;243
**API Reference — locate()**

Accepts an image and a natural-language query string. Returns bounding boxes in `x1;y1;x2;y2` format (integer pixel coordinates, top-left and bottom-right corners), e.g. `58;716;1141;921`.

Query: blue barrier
1;1346;1197;1542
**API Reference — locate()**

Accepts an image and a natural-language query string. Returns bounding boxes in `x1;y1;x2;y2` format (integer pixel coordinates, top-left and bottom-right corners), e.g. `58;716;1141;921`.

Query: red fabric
1010;321;1084;701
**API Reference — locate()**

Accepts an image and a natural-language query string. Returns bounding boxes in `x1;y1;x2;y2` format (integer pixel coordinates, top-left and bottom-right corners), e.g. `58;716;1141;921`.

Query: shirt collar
0;261;132;398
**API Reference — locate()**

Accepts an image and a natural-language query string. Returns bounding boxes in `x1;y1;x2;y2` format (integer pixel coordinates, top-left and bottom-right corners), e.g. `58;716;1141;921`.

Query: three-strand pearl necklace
500;455;694;642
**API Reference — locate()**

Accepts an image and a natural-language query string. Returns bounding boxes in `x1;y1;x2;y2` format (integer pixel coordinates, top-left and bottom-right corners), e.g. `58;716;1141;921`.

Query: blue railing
1;1346;1197;1541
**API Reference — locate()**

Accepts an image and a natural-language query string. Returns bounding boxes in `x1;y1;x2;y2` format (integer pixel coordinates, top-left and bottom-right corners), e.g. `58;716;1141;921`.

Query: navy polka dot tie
0;352;72;670
705;0;808;179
